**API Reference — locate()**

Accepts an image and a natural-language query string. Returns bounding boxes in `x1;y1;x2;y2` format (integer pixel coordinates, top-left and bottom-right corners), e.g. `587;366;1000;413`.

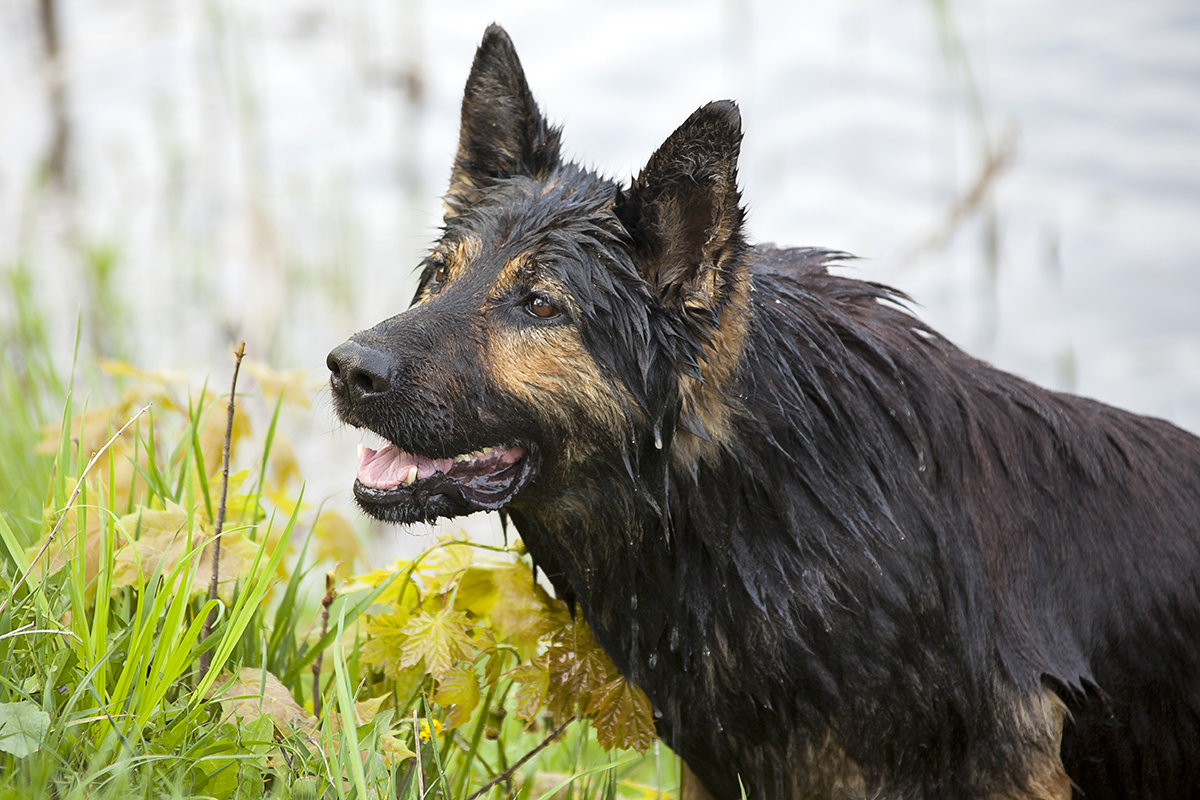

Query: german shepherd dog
328;25;1200;800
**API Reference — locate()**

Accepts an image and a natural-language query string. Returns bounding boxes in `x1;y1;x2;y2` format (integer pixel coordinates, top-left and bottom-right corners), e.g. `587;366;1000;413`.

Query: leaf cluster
355;539;657;755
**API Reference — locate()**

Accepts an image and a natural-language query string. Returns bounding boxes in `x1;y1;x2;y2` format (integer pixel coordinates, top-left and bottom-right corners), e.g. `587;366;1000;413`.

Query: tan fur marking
992;687;1071;800
413;235;483;305
493;252;538;298
451;235;482;272
783;737;870;799
743;687;1068;799
680;763;717;800
485;322;631;466
672;266;752;467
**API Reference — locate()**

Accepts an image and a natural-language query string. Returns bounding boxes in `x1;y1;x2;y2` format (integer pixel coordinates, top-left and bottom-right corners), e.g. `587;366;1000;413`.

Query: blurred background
2;0;1198;552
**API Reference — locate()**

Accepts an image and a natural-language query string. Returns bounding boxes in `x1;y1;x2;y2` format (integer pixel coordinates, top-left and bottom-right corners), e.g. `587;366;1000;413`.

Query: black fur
329;25;1200;799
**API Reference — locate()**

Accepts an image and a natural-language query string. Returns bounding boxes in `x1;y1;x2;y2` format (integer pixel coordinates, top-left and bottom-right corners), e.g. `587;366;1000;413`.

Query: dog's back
746;249;1200;798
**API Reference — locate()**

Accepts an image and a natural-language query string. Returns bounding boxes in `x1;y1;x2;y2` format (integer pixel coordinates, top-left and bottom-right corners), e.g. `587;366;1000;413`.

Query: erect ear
615;101;746;310
444;24;562;218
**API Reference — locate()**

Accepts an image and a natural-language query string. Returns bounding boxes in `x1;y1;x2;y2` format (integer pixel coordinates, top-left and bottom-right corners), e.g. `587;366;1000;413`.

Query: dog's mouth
352;437;531;523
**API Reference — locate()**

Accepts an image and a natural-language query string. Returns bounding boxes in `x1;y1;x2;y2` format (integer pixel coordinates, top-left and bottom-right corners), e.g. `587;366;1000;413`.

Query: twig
0;403;151;617
311;573;335;717
463;718;574;800
199;341;246;678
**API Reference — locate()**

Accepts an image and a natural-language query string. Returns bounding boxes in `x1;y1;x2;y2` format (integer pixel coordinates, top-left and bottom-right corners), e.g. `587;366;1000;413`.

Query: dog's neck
504;261;950;797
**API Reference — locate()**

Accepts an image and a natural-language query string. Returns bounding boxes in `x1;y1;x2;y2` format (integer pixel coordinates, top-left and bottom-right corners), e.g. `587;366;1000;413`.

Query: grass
0;274;675;799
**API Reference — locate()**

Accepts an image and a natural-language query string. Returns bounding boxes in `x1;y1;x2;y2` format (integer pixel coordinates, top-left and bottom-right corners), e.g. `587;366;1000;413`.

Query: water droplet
648;653;658;669
630;593;638;611
669;628;680;652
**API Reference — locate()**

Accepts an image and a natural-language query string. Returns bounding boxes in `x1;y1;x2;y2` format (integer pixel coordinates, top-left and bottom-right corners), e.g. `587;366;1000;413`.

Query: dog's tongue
357;445;453;489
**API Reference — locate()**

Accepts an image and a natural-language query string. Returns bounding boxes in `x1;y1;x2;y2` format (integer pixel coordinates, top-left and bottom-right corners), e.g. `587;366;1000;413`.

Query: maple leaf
505;616;613;724
453;564;498;618
487;564;568;657
544;638;611;719
398;606;475;679
106;505;277;602
354;695;389;726
433;664;481;729
507;656;551;725
585;677;656;753
360;610;413;681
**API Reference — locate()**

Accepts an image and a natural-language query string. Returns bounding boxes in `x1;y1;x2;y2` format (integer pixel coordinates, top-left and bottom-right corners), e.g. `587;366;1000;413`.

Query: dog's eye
432;262;448;284
525;294;560;319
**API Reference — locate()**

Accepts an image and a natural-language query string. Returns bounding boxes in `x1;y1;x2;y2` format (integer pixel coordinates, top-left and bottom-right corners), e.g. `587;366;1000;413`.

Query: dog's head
328;24;749;524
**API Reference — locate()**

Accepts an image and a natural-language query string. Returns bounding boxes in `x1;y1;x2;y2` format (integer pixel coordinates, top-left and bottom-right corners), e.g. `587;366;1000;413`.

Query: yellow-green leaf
487;564;567;656
453;564;498;618
380;732;416;765
412;539;474;595
360;610;413;681
398;606;475;679
433;664;481;729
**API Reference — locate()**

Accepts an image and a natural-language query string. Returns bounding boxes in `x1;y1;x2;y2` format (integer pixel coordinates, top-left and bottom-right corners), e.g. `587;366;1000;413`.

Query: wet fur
329;25;1200;799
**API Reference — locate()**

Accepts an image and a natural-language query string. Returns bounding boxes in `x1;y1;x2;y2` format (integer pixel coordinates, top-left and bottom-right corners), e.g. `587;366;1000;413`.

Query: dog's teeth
481;446;494;455
357;443;365;459
472;449;486;459
453;453;472;463
403;465;418;485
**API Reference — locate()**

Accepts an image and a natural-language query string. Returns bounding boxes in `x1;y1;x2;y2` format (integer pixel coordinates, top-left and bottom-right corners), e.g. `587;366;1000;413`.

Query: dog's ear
616;101;746;310
444;25;562;218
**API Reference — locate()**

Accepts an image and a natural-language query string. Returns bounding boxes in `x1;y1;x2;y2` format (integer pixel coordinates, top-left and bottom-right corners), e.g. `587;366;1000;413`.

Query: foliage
352;538;658;778
0;350;675;799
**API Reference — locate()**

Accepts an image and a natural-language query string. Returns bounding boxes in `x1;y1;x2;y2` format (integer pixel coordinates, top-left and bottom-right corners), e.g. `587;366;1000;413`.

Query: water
1;0;1197;553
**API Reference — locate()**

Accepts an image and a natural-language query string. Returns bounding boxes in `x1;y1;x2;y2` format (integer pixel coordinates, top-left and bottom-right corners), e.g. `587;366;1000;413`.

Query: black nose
327;340;393;403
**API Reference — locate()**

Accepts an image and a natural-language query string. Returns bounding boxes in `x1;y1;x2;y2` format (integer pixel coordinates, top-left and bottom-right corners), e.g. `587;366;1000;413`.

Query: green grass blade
332;606;368;799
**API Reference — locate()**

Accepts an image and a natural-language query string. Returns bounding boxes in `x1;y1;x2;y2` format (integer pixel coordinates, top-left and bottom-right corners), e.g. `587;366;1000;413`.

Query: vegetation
0;289;675;798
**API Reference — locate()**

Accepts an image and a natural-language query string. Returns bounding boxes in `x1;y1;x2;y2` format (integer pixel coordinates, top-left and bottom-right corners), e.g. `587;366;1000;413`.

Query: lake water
2;0;1198;551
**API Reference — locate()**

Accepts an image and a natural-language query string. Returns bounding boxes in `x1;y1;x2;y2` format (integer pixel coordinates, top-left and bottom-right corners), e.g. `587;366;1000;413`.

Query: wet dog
329;24;1200;799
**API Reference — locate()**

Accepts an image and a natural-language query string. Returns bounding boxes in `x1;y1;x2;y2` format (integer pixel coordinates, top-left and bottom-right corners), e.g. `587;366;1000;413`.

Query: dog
328;24;1200;800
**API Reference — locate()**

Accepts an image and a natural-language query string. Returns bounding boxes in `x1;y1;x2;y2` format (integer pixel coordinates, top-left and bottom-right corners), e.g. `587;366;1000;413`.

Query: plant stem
200;341;246;678
312;573;335;717
464;718;574;800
